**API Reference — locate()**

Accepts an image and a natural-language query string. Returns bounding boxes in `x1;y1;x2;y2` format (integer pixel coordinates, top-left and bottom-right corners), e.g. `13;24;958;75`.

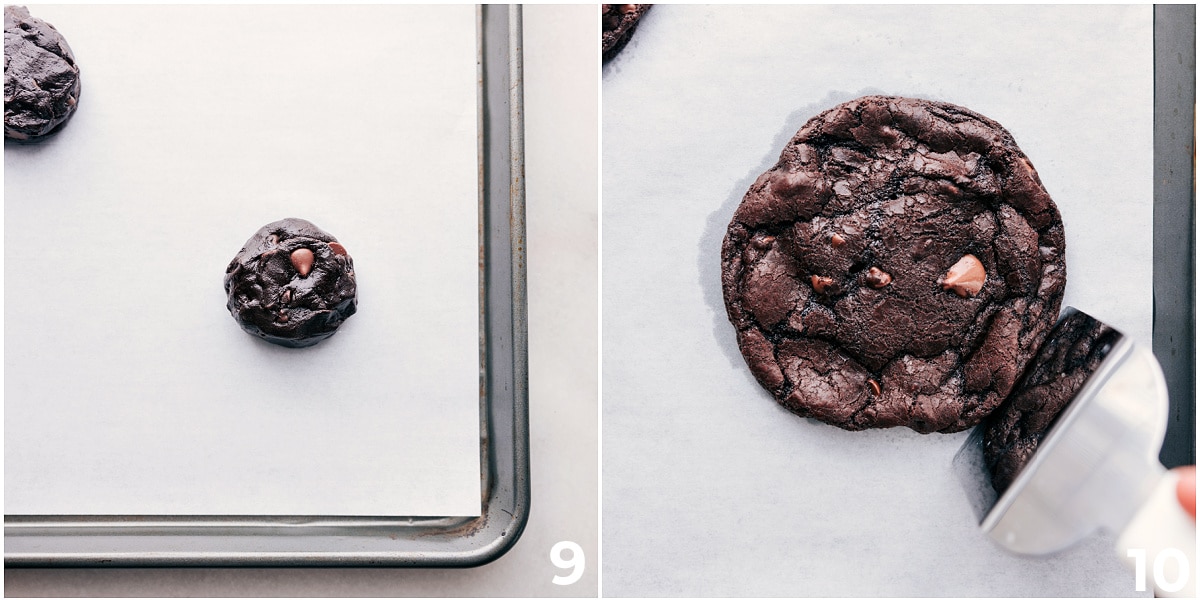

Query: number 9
551;541;585;585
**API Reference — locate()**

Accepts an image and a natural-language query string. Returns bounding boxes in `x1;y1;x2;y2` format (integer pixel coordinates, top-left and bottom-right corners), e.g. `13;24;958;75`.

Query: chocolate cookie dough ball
224;218;357;348
721;96;1066;433
4;6;81;141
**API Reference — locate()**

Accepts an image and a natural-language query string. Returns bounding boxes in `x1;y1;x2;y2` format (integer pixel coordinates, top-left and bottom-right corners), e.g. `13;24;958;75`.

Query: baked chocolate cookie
4;5;81;141
602;4;650;62
982;311;1119;493
721;95;1066;433
224;218;357;348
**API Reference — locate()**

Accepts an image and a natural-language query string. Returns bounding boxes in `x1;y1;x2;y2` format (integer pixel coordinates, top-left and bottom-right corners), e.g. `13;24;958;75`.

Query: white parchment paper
5;5;482;517
603;5;1153;596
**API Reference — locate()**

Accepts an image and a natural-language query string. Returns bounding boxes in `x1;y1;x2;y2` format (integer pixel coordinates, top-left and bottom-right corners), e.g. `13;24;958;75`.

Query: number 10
1127;548;1190;593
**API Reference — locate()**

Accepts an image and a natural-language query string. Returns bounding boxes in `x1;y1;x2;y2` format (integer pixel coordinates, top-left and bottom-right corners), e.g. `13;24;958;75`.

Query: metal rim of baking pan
4;4;530;568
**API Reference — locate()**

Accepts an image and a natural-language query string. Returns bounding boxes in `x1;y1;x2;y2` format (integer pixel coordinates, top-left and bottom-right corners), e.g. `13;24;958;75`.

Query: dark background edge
1153;3;1196;468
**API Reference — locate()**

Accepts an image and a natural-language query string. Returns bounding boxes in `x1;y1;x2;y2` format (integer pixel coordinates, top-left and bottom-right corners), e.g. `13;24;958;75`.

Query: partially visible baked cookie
983;311;1120;493
4;5;81;141
602;4;650;62
224;218;357;348
721;95;1066;433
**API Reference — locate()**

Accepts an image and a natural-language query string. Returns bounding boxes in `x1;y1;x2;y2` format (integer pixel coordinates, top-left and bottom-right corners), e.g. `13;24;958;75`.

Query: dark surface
982;311;1120;493
223;218;357;348
3;5;80;140
601;4;649;62
1153;4;1196;469
722;95;1067;433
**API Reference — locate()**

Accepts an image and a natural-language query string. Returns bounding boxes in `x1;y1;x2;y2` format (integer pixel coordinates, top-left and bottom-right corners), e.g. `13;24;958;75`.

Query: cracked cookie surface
602;4;650;62
982;311;1118;492
224;218;357;348
721;95;1066;433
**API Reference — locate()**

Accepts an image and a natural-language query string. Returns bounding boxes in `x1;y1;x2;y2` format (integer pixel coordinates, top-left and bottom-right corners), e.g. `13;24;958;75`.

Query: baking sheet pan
602;5;1159;596
5;3;481;518
5;4;528;566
